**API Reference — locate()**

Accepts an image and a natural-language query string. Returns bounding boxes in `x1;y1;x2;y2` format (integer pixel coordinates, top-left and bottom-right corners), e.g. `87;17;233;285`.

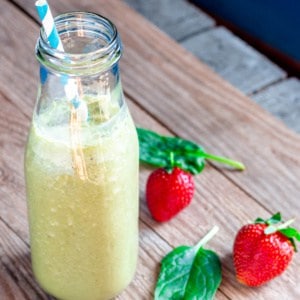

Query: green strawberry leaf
137;127;245;175
255;212;282;225
254;217;266;224
279;228;300;241
155;227;222;300
261;213;299;252
267;212;282;224
279;227;300;252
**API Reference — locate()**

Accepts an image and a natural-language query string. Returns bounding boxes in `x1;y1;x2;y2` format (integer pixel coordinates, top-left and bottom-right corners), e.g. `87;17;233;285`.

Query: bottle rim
36;12;122;76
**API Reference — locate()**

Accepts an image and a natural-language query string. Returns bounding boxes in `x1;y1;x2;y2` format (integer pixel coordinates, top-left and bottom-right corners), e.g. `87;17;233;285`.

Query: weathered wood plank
252;78;300;133
124;0;215;41
10;0;300;258
43;0;300;218
0;218;49;300
2;0;300;299
1;87;298;299
2;72;298;299
181;27;286;94
0;92;30;240
0;1;37;120
69;0;300;217
9;0;299;216
0;4;227;299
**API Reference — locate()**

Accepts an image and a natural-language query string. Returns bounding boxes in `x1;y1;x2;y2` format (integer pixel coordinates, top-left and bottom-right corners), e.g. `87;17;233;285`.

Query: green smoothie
25;97;139;300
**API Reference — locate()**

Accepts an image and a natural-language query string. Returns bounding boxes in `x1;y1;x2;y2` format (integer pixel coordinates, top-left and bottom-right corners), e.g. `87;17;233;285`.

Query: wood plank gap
178;26;214;43
220;291;231;300
212;167;274;215
124;91;169;132
172;14;214;43
249;77;287;96
0;214;29;248
139;217;172;250
9;0;40;26
2;262;31;300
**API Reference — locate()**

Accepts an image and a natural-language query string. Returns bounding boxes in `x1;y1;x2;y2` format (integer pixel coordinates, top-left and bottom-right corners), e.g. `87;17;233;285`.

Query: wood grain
181;27;286;94
85;0;300;215
253;78;300;133
124;0;288;98
1;0;300;299
0;1;37;120
31;0;300;217
10;0;300;217
124;0;215;41
0;92;30;240
0;218;49;300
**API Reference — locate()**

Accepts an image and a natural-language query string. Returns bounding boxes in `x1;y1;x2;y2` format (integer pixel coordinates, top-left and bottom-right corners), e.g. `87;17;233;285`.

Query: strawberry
146;167;194;222
233;212;300;287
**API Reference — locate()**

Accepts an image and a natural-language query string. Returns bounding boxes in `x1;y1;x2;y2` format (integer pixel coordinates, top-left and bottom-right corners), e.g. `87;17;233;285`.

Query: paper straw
35;0;88;180
35;0;88;121
35;0;64;51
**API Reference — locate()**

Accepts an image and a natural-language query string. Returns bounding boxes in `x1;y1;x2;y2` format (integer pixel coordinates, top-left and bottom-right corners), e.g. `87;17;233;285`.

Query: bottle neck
36;12;122;76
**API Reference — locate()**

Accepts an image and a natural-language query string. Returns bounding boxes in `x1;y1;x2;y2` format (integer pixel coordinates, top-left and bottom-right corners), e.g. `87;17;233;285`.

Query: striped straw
35;0;88;121
35;0;64;51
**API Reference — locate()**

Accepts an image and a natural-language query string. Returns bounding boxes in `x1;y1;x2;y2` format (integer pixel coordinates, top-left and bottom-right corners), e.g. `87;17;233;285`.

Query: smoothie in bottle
25;12;139;300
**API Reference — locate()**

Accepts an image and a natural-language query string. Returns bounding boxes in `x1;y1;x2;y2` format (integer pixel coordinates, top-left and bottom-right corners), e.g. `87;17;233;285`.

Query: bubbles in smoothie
28;95;129;178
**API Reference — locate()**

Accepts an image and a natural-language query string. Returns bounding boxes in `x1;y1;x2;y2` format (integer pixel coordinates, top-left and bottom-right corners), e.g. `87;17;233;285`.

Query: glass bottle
25;12;139;300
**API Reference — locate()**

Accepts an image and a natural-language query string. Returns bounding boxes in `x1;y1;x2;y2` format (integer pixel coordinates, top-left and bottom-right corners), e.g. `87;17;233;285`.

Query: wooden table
1;0;300;299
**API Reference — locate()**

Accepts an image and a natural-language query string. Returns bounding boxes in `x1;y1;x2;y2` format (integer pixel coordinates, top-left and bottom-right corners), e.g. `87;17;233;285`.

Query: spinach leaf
155;227;222;300
137;127;245;175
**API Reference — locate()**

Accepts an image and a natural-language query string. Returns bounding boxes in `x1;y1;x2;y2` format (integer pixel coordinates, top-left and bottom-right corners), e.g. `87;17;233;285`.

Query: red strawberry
146;167;194;222
233;213;300;287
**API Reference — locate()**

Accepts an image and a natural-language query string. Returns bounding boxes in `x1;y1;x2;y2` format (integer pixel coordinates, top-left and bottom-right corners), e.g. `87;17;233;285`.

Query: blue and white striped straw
35;0;64;51
35;0;88;120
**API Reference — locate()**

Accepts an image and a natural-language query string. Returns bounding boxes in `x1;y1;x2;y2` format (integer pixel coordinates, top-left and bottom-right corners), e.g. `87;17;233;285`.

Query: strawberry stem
165;152;175;174
195;226;219;252
264;218;296;234
170;152;175;168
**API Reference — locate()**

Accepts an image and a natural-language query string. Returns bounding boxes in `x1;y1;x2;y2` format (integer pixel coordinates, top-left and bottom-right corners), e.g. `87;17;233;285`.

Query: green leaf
279;227;300;252
266;212;282;225
155;246;197;299
254;217;266;224
260;213;299;252
137;127;245;174
279;228;300;241
155;227;222;300
184;249;221;300
255;212;282;225
137;127;205;175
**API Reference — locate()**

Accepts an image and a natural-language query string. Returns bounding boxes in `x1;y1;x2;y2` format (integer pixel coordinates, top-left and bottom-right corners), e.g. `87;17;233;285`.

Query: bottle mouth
36;12;122;75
